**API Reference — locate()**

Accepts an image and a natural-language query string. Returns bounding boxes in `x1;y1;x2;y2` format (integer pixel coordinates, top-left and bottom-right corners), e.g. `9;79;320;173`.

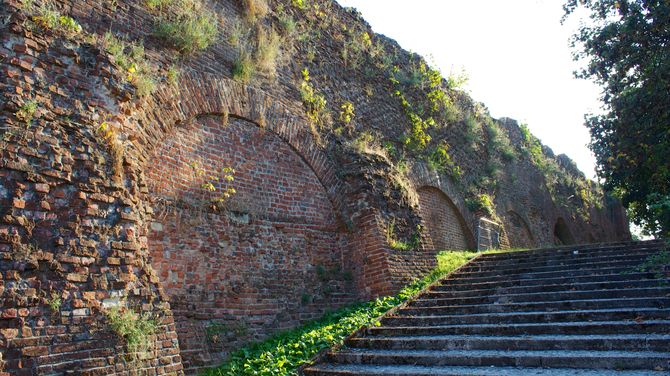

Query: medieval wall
0;0;632;374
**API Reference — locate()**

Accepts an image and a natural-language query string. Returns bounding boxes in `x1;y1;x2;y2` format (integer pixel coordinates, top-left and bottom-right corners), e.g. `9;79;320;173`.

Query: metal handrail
476;217;503;251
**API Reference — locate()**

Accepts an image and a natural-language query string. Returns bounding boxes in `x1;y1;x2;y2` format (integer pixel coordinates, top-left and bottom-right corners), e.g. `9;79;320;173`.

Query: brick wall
417;186;474;251
145;116;358;371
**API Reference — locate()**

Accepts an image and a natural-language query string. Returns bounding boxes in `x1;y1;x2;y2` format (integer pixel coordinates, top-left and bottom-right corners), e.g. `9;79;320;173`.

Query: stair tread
305;364;667;375
333;348;670;358
390;307;670;319
371;319;670;330
352;334;670;341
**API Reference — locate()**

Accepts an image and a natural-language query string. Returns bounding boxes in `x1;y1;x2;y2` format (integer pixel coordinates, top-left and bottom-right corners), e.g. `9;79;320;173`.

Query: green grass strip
202;250;478;376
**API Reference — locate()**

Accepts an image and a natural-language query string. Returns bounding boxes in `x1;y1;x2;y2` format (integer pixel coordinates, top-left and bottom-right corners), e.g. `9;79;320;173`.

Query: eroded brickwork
145;116;356;371
417;186;474;251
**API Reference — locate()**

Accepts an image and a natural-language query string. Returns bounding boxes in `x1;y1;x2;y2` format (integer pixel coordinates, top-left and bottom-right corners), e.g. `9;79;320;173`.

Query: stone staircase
302;240;670;375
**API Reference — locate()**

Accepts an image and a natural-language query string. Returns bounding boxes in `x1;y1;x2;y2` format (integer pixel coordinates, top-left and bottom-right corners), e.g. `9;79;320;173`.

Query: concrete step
441;265;658;286
448;258;642;282
460;249;660;274
412;287;670;307
325;348;670;370
477;241;665;262
366;320;670;337
303;364;666;376
435;272;662;292
346;334;670;352
428;278;667;299
399;297;670;316
382;308;670;326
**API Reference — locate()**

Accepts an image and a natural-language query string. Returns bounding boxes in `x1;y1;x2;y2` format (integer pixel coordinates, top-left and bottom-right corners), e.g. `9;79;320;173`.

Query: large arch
416;186;475;250
123;75;370;372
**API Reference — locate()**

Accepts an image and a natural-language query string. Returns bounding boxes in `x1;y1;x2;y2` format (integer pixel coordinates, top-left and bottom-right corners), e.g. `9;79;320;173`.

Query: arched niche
554;217;576;245
145;114;356;370
416;186;475;250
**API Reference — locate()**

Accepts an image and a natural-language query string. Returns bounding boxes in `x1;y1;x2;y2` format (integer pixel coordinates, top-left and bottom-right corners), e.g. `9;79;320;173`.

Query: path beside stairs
303;240;670;375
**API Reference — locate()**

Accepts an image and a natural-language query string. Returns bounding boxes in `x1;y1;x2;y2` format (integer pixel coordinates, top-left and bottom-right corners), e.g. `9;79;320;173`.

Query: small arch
554;217;575;245
505;210;535;248
417;186;475;250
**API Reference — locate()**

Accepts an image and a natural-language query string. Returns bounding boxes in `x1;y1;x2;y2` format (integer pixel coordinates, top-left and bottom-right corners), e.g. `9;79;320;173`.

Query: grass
243;0;269;23
152;0;219;55
255;27;281;77
203;250;478;376
232;48;255;83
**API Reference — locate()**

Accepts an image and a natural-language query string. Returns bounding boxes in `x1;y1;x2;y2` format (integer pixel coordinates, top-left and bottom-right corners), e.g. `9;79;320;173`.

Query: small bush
466;193;496;217
153;0;219;55
166;64;180;86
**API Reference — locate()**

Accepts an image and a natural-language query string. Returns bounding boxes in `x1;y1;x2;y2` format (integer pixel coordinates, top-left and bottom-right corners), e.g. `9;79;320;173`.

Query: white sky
336;0;602;178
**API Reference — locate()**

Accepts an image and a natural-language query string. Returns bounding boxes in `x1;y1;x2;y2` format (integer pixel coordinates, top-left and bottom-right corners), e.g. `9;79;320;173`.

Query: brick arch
128;76;363;372
416;186;475;251
123;71;348;224
505;210;535;248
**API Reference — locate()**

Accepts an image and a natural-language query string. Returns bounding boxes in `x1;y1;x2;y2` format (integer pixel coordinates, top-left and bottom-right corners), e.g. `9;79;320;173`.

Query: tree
563;0;670;238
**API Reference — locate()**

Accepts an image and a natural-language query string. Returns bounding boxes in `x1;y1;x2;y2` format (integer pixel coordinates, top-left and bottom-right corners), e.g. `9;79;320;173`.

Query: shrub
152;0;219;55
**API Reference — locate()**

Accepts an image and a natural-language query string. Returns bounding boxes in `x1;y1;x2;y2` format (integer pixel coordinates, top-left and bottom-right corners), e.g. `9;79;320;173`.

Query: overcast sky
336;0;601;178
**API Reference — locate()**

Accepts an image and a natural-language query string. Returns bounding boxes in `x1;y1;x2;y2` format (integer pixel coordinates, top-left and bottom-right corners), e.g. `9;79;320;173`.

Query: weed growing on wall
338;101;355;126
96;120;124;181
385;218;422;251
106;306;157;359
232;48;255;83
299;68;330;134
427;141;462;179
101;33;157;97
31;4;82;36
15;99;37;128
203;251;478;375
190;162;237;210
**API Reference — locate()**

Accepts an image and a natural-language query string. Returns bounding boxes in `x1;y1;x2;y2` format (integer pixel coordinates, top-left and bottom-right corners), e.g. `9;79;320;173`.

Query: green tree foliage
564;0;670;237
